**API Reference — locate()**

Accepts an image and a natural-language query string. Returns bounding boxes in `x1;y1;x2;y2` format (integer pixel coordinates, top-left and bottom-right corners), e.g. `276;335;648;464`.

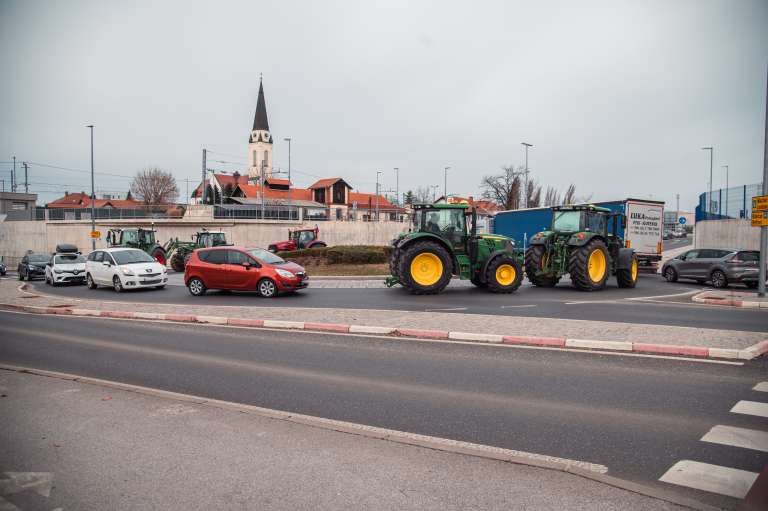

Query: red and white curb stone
1;302;766;361
692;291;768;309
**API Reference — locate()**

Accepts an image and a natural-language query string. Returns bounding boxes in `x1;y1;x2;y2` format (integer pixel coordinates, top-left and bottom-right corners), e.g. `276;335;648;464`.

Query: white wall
694;219;760;250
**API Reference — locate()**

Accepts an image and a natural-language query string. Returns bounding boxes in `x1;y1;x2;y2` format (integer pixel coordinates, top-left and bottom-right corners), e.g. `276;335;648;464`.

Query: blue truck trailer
493;198;665;269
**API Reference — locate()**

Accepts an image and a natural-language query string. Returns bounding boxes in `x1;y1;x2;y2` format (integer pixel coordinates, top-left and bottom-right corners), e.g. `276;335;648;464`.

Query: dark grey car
661;248;762;289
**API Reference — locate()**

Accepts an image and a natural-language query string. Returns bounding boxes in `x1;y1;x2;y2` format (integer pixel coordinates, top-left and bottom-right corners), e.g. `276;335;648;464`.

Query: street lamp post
444;166;450;200
521;142;533;208
284;137;292;220
721;165;729;217
375;171;382;221
394;167;399;206
701;147;713;214
87;125;96;250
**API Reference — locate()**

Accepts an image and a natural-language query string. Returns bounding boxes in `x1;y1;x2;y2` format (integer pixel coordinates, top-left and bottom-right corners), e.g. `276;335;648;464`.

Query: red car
184;246;308;297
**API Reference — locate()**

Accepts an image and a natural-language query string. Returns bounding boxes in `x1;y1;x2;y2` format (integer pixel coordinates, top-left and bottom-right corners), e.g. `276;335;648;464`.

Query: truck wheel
617;253;639;288
170;251;186;272
397;241;452;295
524;245;560;287
569;239;609;291
151;247;167;266
485;256;523;293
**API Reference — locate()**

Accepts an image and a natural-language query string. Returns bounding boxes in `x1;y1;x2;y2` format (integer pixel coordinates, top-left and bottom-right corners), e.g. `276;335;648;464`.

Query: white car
45;251;87;286
85;248;168;292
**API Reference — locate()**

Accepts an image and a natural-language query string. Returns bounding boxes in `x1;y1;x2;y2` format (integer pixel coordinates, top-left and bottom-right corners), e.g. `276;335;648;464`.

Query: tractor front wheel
617;253;639;288
151;247;167;267
170;251;186;272
524;245;560;287
568;239;610;291
397;241;452;295
485;257;523;293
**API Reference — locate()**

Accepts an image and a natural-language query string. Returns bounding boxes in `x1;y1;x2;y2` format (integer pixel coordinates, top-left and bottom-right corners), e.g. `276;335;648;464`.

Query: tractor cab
549;204;624;237
410;203;473;253
194;230;227;248
289;227;319;249
107;227;157;248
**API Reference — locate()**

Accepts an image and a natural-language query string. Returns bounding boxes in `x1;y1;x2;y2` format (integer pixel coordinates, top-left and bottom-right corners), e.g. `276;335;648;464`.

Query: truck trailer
492;198;664;271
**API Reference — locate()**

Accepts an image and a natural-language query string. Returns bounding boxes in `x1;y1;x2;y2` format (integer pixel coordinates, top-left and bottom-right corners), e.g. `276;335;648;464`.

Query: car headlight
54;269;64;274
121;268;135;276
275;268;295;279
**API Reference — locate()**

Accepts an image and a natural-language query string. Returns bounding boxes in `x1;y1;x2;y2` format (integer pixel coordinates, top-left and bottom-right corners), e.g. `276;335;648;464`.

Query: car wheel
113;275;124;293
745;281;758;289
187;277;206;296
86;274;97;289
710;270;728;289
257;278;277;298
663;267;678;283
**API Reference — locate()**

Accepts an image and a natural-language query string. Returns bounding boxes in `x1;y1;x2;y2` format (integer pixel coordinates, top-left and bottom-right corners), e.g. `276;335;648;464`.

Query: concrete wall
0;218;408;267
694;219;760;250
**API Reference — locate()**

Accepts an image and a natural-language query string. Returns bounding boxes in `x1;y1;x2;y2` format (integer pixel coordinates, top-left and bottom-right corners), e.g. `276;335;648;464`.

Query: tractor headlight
275;268;295;279
121;268;135;276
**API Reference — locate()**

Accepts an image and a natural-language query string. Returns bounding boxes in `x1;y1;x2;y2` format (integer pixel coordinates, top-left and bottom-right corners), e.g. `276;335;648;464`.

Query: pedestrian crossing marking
701;425;768;453
659;460;758;499
753;382;768;392
731;400;768;418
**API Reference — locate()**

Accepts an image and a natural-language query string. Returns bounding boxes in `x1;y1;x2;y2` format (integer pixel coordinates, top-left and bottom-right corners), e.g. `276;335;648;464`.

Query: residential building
45;191;141;209
0;191;38;221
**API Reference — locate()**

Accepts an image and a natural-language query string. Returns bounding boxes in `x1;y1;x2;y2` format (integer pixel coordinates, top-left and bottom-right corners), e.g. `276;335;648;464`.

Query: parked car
45;245;87;286
85;248;168;292
17;253;50;281
185;246;308;297
661;248;762;289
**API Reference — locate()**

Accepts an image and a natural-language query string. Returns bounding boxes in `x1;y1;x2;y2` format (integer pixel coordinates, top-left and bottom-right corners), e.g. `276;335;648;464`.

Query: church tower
248;78;273;182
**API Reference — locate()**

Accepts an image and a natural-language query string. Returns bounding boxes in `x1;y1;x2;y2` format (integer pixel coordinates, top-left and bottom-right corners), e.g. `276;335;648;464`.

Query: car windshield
28;255;49;263
112;250;155;265
248;248;285;265
552;211;581;232
55;254;86;264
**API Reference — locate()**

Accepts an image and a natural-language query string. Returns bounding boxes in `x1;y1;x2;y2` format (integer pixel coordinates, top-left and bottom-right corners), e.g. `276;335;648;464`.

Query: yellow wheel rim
410;252;443;286
631;258;638;281
587;249;607;282
495;264;517;286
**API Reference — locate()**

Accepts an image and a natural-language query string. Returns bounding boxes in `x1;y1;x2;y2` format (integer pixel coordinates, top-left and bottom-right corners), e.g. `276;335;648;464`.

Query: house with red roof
46;191;142;210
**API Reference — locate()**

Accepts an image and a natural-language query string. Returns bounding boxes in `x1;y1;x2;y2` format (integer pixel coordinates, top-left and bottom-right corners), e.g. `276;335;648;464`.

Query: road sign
90;230;101;239
753;211;768;227
753;195;768;211
678;217;686;225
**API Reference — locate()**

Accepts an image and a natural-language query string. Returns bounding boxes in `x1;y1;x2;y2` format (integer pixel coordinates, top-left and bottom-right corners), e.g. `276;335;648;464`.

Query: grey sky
1;0;766;210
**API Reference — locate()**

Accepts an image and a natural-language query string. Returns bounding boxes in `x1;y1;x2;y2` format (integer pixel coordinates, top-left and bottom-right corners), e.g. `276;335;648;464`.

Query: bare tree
523;179;542;208
543;186;560;207
413;186;433;203
480;165;523;210
131;167;179;205
562;184;576;205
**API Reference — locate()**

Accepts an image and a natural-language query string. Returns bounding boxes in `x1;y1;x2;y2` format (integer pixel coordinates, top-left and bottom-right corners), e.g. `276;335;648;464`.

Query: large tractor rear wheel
170;250;186;272
151;247;167;267
524;245;560;287
568;239;609;291
389;247;401;281
397;241;452;295
616;253;639;288
485;256;523;293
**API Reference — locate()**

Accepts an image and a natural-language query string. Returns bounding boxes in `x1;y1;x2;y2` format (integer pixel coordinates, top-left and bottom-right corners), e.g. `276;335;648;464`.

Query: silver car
661;248;762;289
45;252;87;286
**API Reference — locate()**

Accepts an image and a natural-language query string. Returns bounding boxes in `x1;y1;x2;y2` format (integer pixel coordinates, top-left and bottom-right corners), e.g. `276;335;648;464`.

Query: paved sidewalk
2;279;764;350
0;369;689;511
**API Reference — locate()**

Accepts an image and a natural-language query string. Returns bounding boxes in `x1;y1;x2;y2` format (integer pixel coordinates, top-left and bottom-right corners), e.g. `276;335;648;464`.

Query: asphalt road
662;237;693;251
25;274;768;332
1;311;765;508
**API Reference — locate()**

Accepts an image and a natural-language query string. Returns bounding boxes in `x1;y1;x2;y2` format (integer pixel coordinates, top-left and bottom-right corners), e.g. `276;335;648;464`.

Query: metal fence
213;205;305;221
27;206;186;221
696;183;763;222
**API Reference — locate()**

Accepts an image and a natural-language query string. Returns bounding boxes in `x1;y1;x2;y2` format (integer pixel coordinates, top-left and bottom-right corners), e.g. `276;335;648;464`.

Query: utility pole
394;167;399;206
444;166;450;200
721;165;729;217
375;171;382;222
12;156;16;192
758;66;767;297
430;184;439;202
284;137;292;220
201;149;208;204
521;142;533;209
701;146;713;214
260;159;265;220
23;162;28;193
87;125;96;250
676;193;680;231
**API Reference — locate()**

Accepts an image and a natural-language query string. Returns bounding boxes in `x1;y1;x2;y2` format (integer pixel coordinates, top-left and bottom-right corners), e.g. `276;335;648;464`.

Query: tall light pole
758;66;767;297
721;165;729;217
375;170;382;221
11;155;16;192
443;166;450;200
87;125;96;250
394;167;399;206
701;146;713;215
284;137;292;220
521;142;533;209
430;184;439;202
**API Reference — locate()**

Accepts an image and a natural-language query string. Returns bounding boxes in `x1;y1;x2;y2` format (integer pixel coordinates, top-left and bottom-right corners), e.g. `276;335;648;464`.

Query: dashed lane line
659;460;759;499
700;425;768;453
753;382;768;392
731;401;768;418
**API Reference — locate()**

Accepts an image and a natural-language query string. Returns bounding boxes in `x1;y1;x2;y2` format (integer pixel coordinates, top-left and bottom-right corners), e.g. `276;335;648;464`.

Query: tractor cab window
210;233;226;245
298;230;315;246
121;230;138;245
138;230;154;245
585;213;606;234
424;209;465;247
552;211;581;232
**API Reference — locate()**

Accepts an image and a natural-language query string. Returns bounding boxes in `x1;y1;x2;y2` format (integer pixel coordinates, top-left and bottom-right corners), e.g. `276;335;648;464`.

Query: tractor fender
479;250;516;283
615;248;635;270
306;240;327;249
567;233;604;247
528;232;552;246
395;234;457;274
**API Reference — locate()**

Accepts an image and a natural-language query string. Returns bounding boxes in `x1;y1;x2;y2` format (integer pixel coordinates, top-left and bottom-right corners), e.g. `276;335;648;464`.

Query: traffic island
692;290;768;309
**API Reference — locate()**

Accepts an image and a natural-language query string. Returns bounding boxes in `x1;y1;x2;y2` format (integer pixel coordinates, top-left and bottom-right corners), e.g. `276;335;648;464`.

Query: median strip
0;302;765;361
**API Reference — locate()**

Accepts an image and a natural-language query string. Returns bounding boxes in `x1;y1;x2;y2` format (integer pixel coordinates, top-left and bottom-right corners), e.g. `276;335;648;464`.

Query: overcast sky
1;0;766;210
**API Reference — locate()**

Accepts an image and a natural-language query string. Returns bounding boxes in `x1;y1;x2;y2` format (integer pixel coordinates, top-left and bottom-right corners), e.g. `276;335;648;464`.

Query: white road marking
499;304;537;309
731;400;768;418
0;472;54;498
701;425;768;452
424;307;467;312
659;460;758;499
753;382;768;392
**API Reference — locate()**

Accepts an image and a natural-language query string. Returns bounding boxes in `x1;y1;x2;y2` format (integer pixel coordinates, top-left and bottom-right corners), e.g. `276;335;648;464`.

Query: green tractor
164;229;229;272
524;204;638;291
385;203;524;294
106;227;167;265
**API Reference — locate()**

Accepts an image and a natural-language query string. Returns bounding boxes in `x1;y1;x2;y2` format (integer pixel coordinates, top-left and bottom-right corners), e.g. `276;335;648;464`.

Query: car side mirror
242;262;251;269
102;261;111;267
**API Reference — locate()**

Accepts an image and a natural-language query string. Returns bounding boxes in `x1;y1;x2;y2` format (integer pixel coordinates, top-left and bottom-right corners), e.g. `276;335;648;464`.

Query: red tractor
268;226;327;252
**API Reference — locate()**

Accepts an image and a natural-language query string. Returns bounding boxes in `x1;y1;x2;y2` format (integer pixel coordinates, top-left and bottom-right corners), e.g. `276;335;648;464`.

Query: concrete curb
1;301;766;362
692;291;768;309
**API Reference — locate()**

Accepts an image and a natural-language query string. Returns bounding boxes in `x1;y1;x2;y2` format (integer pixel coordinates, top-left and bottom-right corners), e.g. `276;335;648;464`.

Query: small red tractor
268;226;327;252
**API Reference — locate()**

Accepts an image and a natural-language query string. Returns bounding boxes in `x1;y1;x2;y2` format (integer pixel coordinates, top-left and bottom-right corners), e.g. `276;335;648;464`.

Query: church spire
252;77;270;132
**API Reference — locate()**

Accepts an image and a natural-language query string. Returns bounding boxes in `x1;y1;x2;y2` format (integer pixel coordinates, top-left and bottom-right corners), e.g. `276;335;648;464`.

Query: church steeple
248;76;273;181
252;78;270;133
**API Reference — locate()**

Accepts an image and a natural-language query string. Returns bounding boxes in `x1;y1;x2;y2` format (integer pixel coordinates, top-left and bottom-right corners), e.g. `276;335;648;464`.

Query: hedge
278;245;392;265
